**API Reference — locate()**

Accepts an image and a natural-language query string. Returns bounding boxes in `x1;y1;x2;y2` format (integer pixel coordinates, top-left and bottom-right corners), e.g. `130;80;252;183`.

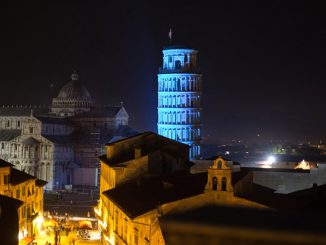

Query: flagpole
168;28;172;44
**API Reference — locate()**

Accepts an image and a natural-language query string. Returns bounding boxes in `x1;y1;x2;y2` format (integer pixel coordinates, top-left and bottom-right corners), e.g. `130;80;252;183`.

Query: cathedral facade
157;46;202;159
0;72;133;190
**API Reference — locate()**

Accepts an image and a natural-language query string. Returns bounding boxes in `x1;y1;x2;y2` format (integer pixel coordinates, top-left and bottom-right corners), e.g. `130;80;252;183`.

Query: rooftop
159;204;326;235
101;132;189;167
0;194;23;208
77;106;122;118
103;172;207;218
35;116;71;125
0;130;21;141
0;106;49;117
35;179;48;187
0;159;14;168
10;168;36;185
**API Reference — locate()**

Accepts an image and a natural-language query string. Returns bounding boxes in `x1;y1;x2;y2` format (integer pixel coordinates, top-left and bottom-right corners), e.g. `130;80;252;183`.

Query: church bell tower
157;45;202;159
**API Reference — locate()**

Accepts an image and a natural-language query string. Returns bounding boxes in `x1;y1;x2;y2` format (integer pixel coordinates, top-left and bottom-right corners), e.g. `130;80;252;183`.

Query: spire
71;71;78;81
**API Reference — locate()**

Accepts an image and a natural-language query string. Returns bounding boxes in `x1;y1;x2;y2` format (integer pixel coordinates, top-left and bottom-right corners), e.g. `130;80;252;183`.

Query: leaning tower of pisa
157;46;202;159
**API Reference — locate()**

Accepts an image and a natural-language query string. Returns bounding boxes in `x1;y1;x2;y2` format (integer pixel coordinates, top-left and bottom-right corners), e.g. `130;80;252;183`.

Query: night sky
1;1;325;144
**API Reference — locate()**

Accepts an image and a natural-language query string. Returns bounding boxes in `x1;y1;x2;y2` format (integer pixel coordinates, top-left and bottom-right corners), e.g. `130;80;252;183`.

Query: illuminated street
26;190;101;245
35;230;101;245
30;215;101;245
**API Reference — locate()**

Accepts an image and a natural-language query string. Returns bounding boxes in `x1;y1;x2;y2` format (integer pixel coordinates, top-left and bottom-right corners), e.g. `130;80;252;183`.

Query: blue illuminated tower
157;46;202;159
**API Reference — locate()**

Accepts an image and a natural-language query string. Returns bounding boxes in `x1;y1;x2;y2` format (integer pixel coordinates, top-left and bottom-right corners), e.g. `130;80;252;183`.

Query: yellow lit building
96;132;277;245
0;159;47;244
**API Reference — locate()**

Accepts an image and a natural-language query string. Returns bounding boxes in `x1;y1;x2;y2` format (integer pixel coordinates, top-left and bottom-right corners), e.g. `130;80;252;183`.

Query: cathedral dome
51;71;95;117
57;71;92;100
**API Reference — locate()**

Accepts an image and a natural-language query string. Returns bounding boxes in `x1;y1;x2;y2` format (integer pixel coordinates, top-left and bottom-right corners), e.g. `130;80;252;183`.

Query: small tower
205;157;233;192
157;45;202;159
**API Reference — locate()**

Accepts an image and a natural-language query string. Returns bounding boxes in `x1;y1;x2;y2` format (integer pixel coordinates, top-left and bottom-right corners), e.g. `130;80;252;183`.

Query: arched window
222;177;227;191
212;177;217;190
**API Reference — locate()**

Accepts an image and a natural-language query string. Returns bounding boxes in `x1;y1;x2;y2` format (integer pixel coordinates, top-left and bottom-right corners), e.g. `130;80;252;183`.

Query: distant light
266;156;276;165
225;151;230;155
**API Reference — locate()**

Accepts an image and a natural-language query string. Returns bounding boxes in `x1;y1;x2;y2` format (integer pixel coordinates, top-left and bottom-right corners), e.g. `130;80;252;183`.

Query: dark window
16;189;20;199
217;160;222;169
115;211;118;232
67;174;70;185
4;175;9;185
212;177;217;190
222;177;227;191
184;55;188;62
17;121;20;127
169;56;172;62
134;228;139;245
175;60;181;69
313;183;318;189
29;127;33;134
27;205;31;218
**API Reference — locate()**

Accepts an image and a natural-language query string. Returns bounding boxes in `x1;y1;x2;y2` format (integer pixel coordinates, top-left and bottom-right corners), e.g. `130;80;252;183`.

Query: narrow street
31;190;101;245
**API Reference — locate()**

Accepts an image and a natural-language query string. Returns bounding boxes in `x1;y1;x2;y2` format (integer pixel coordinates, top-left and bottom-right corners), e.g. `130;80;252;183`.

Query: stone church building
0;71;135;190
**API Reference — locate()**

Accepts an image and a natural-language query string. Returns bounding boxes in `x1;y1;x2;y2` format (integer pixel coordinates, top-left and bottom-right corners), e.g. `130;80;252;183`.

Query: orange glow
94;206;101;217
104;234;115;245
295;160;312;170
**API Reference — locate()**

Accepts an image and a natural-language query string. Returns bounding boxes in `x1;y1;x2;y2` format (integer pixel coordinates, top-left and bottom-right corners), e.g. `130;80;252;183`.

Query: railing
158;67;200;74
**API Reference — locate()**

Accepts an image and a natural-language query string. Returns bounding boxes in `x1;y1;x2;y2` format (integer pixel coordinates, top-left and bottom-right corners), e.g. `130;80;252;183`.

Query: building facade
96;132;273;245
0;72;134;190
0;159;47;243
157;46;202;159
